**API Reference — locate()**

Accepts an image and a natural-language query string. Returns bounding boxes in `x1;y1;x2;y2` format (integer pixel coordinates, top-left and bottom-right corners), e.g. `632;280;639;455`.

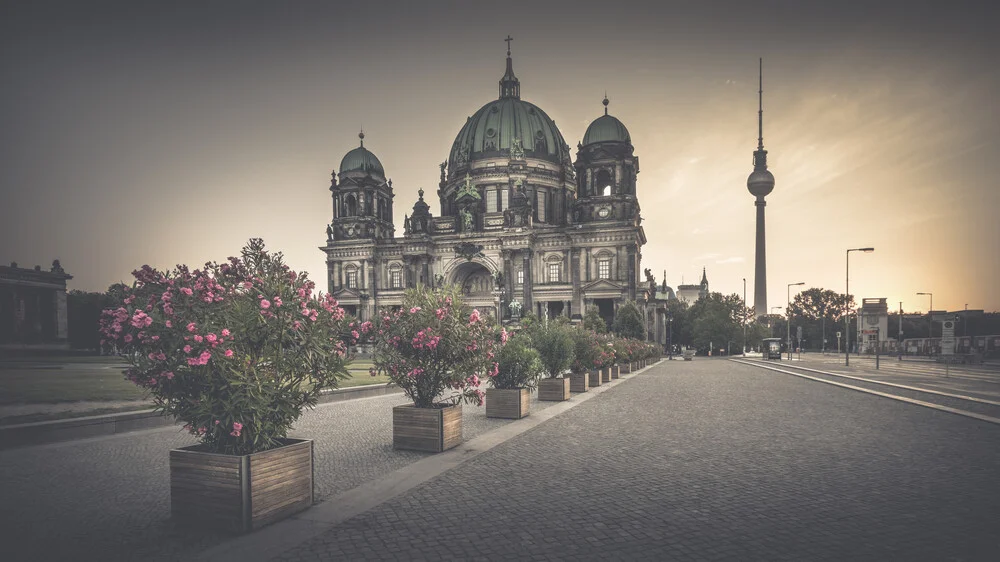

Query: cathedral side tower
327;132;396;243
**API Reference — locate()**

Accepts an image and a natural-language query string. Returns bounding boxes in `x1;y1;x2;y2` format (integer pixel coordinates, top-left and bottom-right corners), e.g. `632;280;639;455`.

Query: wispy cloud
716;256;745;264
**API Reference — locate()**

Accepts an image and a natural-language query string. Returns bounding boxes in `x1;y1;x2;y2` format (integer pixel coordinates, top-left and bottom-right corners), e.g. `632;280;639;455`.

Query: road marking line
731;359;1000;426
738;359;1000;407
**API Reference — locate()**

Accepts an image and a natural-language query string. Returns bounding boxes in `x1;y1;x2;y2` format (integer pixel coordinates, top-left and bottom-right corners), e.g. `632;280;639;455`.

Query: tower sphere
747;168;774;197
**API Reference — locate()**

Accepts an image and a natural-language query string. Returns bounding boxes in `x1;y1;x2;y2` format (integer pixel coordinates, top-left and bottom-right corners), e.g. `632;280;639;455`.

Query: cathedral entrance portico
446;260;498;317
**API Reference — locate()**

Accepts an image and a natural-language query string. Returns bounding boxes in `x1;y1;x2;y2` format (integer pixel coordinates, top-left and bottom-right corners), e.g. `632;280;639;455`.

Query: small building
0;260;73;351
675;268;709;304
857;297;888;353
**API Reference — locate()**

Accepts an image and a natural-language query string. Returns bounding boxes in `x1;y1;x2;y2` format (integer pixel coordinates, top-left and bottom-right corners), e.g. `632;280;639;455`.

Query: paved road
275;359;999;561
2;359;998;561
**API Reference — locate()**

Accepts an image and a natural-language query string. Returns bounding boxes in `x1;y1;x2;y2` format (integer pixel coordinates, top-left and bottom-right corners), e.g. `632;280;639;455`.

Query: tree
787;288;856;351
686;292;743;355
583;305;608;333
612;300;645;340
67;290;114;350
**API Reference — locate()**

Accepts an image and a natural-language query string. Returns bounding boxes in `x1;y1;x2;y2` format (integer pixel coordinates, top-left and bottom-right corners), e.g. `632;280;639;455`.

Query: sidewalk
0;365;654;562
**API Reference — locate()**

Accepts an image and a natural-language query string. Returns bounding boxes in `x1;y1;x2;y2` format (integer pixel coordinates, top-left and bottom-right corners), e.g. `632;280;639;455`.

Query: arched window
595;169;613;197
345;266;359;289
345;195;357;217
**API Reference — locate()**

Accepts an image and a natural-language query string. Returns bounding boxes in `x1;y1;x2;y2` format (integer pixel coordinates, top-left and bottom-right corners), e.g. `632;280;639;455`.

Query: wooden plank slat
569;372;589;393
588;370;602;387
538;378;570;401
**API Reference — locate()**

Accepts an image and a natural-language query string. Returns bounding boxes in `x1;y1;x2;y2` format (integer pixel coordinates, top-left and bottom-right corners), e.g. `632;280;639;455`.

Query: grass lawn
0;357;390;405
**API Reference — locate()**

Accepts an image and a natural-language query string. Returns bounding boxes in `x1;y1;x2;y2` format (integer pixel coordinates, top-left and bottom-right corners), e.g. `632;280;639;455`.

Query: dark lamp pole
845;247;874;366
787;282;804;359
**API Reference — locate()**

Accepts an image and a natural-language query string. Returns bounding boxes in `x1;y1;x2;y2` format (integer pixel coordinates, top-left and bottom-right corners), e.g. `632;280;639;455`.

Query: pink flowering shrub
594;333;617;369
99;238;353;455
369;286;503;408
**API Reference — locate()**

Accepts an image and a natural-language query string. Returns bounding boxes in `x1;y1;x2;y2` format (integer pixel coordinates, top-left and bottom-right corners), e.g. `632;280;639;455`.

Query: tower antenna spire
757;58;764;150
603;92;609;115
359;126;365;147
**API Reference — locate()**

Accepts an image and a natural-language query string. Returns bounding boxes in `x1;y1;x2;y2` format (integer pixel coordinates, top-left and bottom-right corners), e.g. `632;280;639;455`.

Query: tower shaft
754;198;767;317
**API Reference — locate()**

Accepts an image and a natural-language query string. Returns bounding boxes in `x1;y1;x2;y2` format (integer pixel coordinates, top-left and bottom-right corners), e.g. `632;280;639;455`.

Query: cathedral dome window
595;169;613;197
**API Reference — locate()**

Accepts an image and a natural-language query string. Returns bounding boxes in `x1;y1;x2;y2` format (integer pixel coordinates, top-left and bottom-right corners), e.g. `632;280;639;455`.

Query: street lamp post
787;282;804;360
667;315;673;360
742;277;747;356
845;247;874;366
964;303;968;342
917;292;933;353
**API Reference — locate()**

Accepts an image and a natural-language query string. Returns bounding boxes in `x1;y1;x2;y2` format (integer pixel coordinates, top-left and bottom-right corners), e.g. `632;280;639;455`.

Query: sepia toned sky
2;0;998;313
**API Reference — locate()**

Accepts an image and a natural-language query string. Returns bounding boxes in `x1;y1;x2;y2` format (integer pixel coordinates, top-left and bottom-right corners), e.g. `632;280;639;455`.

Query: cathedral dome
583;114;631;145
449;98;568;166
340;133;384;176
448;50;568;167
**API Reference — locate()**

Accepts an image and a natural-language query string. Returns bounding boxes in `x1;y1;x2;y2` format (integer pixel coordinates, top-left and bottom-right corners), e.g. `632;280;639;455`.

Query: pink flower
273;296;282;307
187;322;197;333
193;334;203;343
360;321;373;333
260;299;271;309
469;310;481;324
199;351;212;364
230;422;243;437
351;330;360;340
500;328;509;344
123;334;133;343
221;328;231;337
369;367;377;377
224;349;233;358
180;287;193;296
410;306;421;314
435;308;446;320
165;320;172;328
205;333;218;344
183;345;193;354
163;371;174;380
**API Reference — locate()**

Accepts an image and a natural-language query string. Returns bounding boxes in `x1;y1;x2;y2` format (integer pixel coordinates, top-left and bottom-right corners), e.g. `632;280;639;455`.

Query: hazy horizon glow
2;0;998;313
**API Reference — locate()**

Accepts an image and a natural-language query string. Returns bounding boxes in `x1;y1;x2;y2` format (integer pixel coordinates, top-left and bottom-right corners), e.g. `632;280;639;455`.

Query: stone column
54;289;68;342
570;248;582;319
627;246;637;301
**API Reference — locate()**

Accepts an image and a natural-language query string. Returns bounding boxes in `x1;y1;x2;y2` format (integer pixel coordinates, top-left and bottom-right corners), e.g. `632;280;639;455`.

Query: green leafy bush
532;323;575;378
490;333;544;390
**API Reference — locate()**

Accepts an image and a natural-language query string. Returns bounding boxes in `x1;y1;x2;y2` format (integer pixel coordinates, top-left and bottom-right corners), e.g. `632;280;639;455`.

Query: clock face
597;206;611;219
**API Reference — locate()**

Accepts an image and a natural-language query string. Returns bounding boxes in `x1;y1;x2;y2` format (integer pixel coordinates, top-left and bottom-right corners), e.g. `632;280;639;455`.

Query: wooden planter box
486;388;530;419
610;365;621;379
620;363;632;374
393;403;462;452
538;377;571;401
170;438;313;534
569;372;589;393
588;369;603;387
601;368;611;383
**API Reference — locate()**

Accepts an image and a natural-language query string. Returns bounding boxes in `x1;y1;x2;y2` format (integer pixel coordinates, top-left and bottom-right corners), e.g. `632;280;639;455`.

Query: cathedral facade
320;47;648;328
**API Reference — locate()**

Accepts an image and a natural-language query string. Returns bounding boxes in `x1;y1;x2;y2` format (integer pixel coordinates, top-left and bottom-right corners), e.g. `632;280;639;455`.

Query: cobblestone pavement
275;359;1000;561
0;387;565;561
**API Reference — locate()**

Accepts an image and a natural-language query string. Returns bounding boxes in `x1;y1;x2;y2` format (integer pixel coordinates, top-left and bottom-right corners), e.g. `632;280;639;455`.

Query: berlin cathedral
321;42;660;332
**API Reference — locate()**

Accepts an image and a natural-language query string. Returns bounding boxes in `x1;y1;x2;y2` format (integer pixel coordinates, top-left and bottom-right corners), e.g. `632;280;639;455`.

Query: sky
2;0;998;314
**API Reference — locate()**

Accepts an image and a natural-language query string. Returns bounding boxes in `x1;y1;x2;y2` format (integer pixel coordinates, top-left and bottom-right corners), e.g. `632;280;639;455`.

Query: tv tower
747;58;775;318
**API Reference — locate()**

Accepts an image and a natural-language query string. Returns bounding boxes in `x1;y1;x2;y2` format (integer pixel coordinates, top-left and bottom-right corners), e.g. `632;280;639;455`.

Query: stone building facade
320;47;647;329
0;260;72;350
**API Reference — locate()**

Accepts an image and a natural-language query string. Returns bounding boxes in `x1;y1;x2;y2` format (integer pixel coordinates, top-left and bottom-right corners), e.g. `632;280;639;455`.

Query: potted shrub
370;286;501;452
486;332;543;419
614;337;634;375
532;323;575;401
596;334;616;382
98;239;353;534
567;328;593;393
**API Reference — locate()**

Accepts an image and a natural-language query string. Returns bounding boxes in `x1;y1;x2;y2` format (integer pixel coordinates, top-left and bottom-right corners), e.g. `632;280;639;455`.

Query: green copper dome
449;98;568;166
449;53;568;166
340;133;384;176
582;114;631;145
